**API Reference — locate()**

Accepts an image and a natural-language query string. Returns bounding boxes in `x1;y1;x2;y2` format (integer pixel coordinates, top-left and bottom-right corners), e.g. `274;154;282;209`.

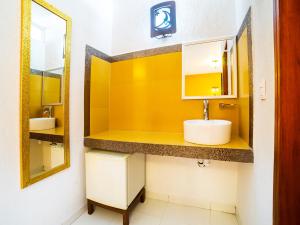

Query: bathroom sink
184;120;232;145
29;118;56;131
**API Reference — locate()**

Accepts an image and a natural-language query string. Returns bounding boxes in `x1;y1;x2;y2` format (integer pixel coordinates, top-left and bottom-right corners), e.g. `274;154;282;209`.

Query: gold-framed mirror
20;0;71;188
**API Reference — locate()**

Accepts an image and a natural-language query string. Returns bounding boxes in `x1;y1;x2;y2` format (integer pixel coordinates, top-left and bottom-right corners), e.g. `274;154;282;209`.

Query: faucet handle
219;103;237;109
203;99;209;106
203;99;209;120
42;106;53;118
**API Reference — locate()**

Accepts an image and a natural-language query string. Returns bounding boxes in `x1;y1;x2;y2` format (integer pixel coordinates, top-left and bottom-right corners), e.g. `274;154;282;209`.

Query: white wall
112;0;237;55
146;156;238;213
31;38;46;70
235;1;275;225
235;0;252;30
0;0;113;225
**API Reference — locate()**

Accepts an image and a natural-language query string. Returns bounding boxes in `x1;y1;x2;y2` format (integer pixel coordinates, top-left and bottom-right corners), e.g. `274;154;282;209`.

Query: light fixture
211;87;220;96
209;58;221;69
150;1;176;39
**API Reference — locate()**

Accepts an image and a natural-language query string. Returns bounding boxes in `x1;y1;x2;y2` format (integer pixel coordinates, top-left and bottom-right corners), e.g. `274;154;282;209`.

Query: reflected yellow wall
237;28;250;144
29;74;64;127
185;73;222;96
54;105;64;127
108;52;239;135
90;56;111;135
30;74;42;118
43;76;61;104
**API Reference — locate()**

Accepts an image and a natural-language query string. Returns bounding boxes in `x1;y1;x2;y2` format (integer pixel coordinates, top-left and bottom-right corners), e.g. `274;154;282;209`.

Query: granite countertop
84;130;253;163
30;127;64;143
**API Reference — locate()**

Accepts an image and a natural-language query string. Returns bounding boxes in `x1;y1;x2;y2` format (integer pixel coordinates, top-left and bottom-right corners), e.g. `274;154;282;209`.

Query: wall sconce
211;87;220;96
150;1;176;39
209;59;221;69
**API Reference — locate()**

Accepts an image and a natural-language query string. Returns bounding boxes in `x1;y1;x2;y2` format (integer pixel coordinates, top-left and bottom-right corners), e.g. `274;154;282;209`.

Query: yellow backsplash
91;52;241;136
90;56;111;134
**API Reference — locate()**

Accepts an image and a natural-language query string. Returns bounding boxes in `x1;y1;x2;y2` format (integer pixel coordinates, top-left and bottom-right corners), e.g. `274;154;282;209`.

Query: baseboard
146;191;169;202
62;205;87;225
146;191;236;214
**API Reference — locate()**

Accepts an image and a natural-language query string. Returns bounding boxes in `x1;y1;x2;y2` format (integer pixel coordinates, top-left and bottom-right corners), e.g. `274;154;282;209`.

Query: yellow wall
29;73;64;127
108;52;239;134
237;28;250;144
89;51;251;137
90;56;111;135
185;73;222;96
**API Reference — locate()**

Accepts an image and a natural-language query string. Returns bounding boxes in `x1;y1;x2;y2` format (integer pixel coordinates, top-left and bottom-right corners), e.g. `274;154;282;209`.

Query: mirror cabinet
20;0;71;188
182;37;237;100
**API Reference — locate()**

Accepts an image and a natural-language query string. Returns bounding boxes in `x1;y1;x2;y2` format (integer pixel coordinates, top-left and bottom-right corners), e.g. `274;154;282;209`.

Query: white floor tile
130;211;161;225
108;214;123;225
72;207;119;225
134;199;168;218
72;199;239;225
160;203;210;225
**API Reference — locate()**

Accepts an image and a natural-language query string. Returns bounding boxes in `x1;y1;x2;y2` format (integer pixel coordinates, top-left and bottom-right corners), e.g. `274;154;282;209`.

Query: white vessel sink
184;120;232;145
30;117;56;131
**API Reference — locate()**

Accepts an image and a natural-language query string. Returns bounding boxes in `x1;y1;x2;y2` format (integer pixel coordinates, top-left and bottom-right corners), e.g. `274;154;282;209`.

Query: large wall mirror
182;37;237;99
20;0;71;188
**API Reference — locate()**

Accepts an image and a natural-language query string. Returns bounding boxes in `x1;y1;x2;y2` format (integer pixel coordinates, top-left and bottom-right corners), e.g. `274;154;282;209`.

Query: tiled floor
72;199;238;225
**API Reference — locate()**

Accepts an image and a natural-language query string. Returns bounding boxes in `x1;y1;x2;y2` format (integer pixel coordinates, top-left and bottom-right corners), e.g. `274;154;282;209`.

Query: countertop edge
84;137;254;163
30;132;64;143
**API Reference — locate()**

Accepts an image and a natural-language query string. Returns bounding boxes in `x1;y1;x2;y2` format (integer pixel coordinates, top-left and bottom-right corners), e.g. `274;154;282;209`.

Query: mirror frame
181;35;238;100
20;0;72;188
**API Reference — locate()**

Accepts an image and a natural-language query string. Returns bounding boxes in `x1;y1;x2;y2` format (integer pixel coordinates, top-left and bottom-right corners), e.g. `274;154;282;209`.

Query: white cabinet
85;150;145;210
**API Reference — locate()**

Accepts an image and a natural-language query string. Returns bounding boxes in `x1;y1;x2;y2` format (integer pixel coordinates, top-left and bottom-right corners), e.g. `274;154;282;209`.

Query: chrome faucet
42;106;53;118
203;99;209;120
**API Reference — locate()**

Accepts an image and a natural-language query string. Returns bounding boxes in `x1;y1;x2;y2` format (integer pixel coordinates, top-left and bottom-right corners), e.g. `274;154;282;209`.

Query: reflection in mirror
182;37;237;99
31;1;65;106
22;0;70;182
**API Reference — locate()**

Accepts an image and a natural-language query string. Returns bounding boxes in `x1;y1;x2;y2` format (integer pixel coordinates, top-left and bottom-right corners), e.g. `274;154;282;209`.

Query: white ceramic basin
30;118;56;131
184;120;232;145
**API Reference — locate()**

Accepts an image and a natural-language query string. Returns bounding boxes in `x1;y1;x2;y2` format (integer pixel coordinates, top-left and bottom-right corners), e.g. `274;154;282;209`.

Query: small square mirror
182;37;238;100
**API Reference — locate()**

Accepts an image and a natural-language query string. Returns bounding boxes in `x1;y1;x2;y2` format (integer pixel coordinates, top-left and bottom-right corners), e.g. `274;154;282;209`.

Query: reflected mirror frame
20;0;72;188
181;36;238;100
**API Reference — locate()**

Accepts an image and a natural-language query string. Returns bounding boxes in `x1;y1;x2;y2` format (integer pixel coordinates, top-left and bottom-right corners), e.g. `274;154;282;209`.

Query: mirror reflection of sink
184;119;232;145
30;118;56;131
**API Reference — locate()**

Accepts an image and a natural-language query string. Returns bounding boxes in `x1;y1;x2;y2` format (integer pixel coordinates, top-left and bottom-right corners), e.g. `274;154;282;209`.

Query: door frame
273;0;300;224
